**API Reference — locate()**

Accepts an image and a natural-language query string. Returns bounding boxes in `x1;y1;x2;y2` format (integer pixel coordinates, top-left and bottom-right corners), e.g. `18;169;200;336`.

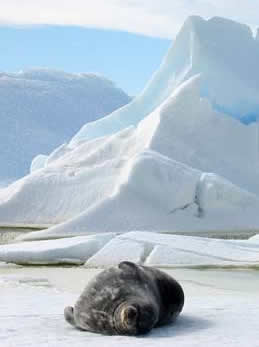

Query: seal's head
113;300;158;335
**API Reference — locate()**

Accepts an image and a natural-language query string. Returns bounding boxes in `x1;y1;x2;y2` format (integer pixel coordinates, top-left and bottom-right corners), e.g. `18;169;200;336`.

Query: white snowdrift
1;231;259;267
0;233;115;265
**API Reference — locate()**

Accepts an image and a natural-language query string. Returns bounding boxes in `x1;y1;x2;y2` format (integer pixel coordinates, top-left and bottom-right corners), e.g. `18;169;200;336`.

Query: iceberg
1;74;259;241
0;17;259;243
0;68;130;180
71;16;259;145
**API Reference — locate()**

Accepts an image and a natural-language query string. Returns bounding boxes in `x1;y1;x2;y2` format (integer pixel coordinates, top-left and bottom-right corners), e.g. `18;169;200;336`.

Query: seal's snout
122;305;138;325
116;301;157;335
114;302;138;335
137;303;158;335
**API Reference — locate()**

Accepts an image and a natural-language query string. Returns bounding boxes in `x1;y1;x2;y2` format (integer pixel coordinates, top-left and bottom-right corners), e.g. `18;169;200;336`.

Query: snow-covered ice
1;231;259;267
85;231;259;268
0;233;116;265
249;234;259;243
86;236;145;267
1;265;259;347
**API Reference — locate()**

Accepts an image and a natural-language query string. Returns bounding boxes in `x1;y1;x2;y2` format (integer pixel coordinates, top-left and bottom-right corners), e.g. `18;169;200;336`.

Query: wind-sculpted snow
137;76;258;192
0;68;131;180
1;231;259;267
0;233;115;265
1;75;259;239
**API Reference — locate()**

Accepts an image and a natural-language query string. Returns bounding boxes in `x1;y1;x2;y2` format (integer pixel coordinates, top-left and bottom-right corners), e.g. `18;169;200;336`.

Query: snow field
0;265;259;347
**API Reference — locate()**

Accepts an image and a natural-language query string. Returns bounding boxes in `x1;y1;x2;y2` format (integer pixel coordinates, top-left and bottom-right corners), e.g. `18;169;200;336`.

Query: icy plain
1;264;259;347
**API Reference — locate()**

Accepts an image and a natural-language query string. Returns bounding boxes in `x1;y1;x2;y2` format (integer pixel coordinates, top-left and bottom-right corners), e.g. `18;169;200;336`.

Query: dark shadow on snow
146;314;213;339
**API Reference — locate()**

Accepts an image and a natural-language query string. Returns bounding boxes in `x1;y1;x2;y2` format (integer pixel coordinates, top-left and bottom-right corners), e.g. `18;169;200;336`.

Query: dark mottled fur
64;261;184;335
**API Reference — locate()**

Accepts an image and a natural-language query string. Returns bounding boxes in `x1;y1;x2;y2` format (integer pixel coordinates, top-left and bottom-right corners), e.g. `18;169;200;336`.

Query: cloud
1;0;259;38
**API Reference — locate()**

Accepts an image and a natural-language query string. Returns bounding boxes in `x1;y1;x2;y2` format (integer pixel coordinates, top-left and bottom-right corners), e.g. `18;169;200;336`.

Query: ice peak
184;15;205;26
162;15;259;122
181;15;253;41
208;16;253;38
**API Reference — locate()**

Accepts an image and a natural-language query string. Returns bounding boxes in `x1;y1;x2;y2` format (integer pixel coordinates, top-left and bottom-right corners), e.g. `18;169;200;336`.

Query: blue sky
1;1;258;95
0;26;170;95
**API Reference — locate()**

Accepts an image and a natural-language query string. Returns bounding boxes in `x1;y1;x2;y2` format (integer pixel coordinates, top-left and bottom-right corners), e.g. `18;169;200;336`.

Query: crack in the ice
168;173;208;218
169;202;194;214
194;173;207;218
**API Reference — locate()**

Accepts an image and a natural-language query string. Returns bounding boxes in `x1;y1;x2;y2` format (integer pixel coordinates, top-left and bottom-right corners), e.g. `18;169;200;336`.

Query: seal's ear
119;261;140;274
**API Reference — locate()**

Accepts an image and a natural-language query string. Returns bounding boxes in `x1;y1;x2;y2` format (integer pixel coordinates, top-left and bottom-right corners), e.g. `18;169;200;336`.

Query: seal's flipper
64;306;76;327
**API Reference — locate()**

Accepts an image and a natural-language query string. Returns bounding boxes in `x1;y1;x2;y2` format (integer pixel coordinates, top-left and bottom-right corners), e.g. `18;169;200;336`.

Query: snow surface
1;266;259;347
249;234;259;243
1;232;259;267
0;68;130;180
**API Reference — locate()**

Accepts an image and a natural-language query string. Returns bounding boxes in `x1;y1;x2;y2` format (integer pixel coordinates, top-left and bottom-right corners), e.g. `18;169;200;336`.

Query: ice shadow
147;314;213;339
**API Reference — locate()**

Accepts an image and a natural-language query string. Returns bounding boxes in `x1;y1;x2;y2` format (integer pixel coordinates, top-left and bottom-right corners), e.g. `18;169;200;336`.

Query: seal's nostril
125;306;137;321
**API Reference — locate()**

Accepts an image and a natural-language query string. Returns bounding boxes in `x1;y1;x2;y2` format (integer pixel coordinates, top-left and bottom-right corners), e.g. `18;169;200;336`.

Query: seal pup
64;261;184;335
